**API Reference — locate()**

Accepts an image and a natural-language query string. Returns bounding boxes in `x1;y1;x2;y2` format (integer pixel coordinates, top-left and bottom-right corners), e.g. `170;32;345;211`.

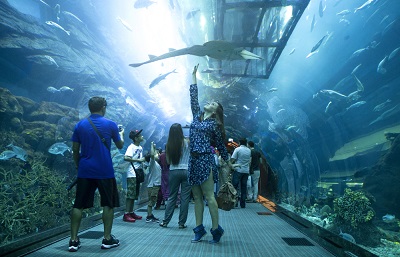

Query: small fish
243;105;250;110
277;108;285;114
48;142;71;156
307;35;327;58
201;68;222;73
7;144;27;161
318;0;324;17
289;48;295;55
354;0;376;13
54;4;60;23
377;56;388;74
388;46;400;60
325;101;332;113
339;229;356;243
62;11;83;23
59;86;74;92
45;21;70;36
373;99;391;112
339;19;350;26
39;0;50;8
47;86;60;93
0;150;17;160
310;14;316;32
351;47;368;59
369;104;399;126
149;69;177;88
319;89;348;101
346;101;366;111
351;64;362;75
347;91;362;101
336;10;350;16
116;16;133;32
382;214;396;223
268;88;278;92
352;74;364;92
311;35;326;53
285;125;296;131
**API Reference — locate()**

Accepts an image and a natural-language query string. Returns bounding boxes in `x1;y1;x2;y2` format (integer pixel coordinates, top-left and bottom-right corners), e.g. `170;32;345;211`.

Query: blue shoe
209;225;224;244
191;224;207;243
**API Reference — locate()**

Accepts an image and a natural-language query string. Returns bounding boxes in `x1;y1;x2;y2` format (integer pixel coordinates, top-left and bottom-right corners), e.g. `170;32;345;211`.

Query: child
123;129;145;222
145;142;161;223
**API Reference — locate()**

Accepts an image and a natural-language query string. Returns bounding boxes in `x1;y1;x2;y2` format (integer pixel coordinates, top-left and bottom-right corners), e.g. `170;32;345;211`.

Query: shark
149;69;177;88
129;40;263;68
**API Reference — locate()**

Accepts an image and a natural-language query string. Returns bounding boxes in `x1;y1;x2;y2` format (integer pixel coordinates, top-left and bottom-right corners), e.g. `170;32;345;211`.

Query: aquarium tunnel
1;0;400;256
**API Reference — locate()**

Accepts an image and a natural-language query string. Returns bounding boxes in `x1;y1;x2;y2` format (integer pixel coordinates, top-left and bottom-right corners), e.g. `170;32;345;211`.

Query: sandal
159;222;168;228
179;224;187;229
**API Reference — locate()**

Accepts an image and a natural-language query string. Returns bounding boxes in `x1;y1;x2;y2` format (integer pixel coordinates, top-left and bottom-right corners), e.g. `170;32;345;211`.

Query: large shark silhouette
129;40;263;68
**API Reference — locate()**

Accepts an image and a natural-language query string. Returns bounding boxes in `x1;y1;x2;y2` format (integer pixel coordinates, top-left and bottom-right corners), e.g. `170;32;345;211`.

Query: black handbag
130;163;144;183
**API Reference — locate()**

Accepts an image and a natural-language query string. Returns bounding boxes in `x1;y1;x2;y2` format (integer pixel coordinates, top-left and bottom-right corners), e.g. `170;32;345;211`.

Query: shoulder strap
87;117;110;151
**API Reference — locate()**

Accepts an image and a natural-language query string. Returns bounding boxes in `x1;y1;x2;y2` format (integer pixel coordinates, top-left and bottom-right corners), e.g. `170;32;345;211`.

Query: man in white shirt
230;138;251;208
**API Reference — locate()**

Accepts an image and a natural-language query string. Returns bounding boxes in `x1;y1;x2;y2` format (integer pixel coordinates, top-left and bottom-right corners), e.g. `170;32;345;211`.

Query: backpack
216;181;237;211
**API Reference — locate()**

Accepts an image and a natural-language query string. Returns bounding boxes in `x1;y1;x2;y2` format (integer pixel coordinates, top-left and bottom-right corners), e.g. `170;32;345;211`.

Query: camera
118;125;123;132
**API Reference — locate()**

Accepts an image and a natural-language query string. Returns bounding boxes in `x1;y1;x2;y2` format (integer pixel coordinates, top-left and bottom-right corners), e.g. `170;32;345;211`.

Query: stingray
129;40;263;68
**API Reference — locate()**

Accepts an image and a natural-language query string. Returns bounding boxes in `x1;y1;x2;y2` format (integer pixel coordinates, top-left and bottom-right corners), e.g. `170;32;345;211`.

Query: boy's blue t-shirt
71;114;121;179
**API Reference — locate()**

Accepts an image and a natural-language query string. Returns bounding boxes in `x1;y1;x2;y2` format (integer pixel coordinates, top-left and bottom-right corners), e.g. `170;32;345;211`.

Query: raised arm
190;64;201;120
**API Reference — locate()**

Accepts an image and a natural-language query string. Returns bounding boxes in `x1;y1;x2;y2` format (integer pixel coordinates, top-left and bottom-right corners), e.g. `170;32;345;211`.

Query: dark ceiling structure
212;0;310;79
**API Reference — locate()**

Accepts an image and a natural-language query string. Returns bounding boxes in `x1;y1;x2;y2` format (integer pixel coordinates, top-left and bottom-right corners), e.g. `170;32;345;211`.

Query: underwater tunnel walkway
22;198;338;257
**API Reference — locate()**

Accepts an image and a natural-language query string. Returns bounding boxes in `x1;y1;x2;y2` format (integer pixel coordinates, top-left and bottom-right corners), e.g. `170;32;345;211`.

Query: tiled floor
25;201;335;257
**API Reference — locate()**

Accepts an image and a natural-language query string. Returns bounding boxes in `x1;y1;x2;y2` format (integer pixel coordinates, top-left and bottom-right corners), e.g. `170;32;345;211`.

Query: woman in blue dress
188;64;230;244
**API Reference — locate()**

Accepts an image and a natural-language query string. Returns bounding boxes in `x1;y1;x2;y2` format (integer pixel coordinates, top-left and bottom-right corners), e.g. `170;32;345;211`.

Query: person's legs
70;178;95;241
124;178;137;222
247;175;253;200
102;206;114;240
97;178;120;239
70;208;83;241
191;185;204;226
240;173;249;208
232;171;240;206
201;170;218;230
163;170;180;224
252;170;261;201
147;186;160;221
178;170;192;226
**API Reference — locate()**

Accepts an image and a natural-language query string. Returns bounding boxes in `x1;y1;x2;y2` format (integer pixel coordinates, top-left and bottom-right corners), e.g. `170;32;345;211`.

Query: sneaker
159;221;168;227
123;213;136;222
179;224;187;229
129;212;142;220
146;214;160;223
101;235;120;249
68;237;81;252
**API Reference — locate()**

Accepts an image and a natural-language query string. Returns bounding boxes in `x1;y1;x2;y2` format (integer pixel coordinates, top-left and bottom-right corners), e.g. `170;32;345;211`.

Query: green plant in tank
333;188;375;228
0;153;72;245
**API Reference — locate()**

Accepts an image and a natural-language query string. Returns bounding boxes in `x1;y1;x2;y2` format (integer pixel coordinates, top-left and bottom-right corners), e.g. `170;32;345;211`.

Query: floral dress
188;84;229;186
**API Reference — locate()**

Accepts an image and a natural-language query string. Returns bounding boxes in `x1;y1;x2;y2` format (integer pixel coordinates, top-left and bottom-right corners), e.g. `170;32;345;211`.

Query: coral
334;188;375;228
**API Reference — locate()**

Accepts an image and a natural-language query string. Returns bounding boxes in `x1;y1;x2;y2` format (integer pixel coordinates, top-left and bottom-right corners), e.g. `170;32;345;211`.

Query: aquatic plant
0;155;72;245
333;188;375;228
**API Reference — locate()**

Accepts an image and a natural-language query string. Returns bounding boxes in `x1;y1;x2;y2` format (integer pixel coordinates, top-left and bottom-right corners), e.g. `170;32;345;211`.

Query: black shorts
73;178;120;209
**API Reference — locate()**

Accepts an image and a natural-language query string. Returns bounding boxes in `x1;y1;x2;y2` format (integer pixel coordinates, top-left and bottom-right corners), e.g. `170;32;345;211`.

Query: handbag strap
87;117;110;151
130;162;137;172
